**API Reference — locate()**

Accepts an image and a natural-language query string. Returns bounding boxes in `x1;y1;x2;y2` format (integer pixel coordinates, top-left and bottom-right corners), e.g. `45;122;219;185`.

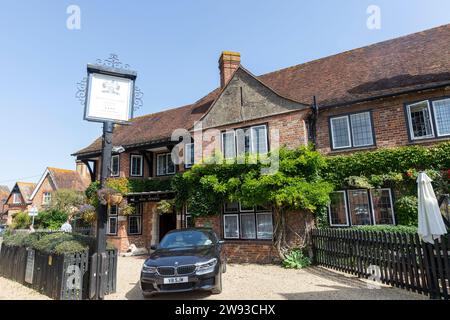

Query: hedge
2;232;115;255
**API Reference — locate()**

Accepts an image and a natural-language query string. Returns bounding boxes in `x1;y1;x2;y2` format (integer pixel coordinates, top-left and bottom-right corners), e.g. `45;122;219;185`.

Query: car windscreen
159;231;215;249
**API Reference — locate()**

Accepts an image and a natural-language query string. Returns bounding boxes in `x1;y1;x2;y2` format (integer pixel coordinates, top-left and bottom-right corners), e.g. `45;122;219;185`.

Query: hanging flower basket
97;188;123;206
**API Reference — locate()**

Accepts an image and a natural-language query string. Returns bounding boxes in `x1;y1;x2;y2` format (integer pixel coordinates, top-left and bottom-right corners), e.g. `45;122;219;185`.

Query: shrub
282;249;311;269
34;210;68;230
54;240;89;255
349;225;417;234
395;196;418;227
11;211;31;229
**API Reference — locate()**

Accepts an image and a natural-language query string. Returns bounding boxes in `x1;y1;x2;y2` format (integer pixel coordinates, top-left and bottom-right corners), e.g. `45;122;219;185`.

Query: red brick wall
316;87;450;155
31;175;56;210
194;210;314;264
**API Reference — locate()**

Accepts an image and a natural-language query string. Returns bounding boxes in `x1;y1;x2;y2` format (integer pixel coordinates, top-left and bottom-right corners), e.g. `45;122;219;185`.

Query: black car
140;228;226;297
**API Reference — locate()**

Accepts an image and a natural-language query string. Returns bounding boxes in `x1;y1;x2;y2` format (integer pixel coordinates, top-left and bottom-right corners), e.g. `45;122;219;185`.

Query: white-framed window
130;154;143;177
223;202;273;240
370;188;395;225
128;203;143;235
328;191;349;227
12;193;21;204
184;205;195;228
184;143;195;168
111;155;120;177
223;214;239;239
42;192;52;205
157;153;176;176
328;189;395;227
330;112;374;149
107;205;119;235
236;128;251;156
222;131;236;159
406;101;434;140
432;98;450;137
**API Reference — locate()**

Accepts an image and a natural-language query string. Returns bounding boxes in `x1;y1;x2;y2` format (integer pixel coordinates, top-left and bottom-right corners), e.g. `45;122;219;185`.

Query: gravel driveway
106;256;426;300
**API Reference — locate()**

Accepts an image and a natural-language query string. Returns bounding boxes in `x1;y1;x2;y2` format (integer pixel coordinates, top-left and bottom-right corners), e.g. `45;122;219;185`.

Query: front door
159;213;176;241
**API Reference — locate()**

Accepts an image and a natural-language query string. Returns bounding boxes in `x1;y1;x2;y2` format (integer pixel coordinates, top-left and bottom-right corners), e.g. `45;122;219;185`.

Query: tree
49;189;86;217
172;146;333;259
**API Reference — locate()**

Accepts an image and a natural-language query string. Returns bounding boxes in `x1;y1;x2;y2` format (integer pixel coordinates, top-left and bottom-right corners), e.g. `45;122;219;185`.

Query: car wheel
211;271;222;295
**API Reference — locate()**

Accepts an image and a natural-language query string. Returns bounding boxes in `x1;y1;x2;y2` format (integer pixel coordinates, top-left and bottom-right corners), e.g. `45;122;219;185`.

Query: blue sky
0;0;449;189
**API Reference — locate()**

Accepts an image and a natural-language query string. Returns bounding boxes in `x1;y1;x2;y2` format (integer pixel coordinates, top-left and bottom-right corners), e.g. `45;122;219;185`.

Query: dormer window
12;193;21;204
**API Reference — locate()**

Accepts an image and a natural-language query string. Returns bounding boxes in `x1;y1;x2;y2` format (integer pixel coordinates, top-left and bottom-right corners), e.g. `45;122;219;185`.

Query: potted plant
97;188;123;206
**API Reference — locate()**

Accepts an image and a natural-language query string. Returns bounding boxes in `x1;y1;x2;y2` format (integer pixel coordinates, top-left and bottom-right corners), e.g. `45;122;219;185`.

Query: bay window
223;202;273;240
328;191;349;226
330;111;374;150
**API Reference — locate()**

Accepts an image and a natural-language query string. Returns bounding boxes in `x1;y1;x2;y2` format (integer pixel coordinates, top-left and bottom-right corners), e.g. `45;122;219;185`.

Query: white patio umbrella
417;172;447;244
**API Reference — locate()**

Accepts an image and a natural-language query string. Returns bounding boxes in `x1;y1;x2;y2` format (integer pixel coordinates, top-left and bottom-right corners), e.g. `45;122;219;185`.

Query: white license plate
163;276;188;284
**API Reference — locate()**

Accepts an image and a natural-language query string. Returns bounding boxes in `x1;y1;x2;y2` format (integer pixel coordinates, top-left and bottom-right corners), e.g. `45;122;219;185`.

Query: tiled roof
48;167;89;191
0;185;9;200
16;182;36;202
74;24;450;156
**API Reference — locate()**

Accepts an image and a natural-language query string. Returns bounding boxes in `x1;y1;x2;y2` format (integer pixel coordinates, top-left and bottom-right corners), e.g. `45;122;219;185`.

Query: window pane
108;217;117;235
350;112;374;147
371;189;394;225
131;156;142;176
348;190;371;225
111;156;119;176
256;213;273;239
109;205;118;216
331;117;351;148
240;213;256;239
185;215;194;228
223;215;239;238
409;101;433;138
185;143;194;167
433;98;450;136
157;155;166;175
251;126;268;154
329;192;348;226
239;202;254;212
222;132;236;158
236;129;251;156
224;202;239;213
167;154;175;174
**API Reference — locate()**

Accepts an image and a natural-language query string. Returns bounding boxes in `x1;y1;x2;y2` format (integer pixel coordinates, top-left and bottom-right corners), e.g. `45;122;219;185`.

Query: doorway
159;213;176;241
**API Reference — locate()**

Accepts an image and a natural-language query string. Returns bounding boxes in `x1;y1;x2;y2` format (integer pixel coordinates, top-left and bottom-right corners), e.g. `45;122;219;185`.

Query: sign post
83;59;137;300
28;206;38;229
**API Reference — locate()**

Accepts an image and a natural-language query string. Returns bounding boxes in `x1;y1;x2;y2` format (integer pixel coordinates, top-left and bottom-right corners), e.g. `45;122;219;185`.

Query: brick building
29;166;91;210
0;185;10;224
73;24;450;262
4;182;36;225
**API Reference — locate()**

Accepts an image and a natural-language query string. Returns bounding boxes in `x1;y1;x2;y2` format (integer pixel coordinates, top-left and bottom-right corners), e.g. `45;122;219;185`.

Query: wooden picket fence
311;229;450;300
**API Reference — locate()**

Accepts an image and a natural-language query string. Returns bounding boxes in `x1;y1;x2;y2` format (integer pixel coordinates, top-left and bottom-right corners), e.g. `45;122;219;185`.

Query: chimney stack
219;51;241;88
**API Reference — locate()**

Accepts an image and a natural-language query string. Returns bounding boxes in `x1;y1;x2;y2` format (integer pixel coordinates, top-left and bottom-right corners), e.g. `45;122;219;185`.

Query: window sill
223;239;273;244
329;145;377;154
407;136;450;145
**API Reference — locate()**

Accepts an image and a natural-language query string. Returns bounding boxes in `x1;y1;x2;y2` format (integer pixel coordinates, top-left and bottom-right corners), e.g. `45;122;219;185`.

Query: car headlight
195;258;217;275
142;264;157;274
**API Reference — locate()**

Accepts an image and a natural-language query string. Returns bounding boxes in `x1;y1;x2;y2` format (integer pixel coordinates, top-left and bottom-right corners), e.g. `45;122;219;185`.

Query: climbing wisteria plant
172;146;334;259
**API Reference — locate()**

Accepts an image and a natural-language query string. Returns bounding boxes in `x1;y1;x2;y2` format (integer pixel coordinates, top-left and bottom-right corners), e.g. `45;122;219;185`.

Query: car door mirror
150;245;158;251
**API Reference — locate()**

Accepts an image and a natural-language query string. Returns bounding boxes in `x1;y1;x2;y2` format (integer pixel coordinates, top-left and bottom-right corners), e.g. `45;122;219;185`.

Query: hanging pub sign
84;64;137;123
